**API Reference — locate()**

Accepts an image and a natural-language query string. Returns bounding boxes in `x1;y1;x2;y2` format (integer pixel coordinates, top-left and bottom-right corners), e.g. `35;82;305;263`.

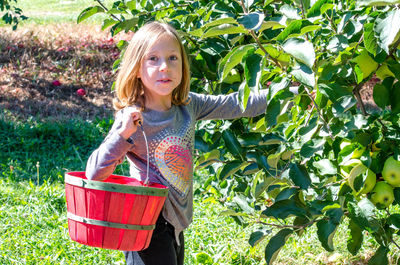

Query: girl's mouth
158;78;172;83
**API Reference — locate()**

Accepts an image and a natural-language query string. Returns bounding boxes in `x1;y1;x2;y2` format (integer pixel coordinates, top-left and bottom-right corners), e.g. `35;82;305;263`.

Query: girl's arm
191;90;268;121
85;107;142;181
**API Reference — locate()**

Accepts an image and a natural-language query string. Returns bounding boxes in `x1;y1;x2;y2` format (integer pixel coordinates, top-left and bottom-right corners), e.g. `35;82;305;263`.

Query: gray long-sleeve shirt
85;91;268;241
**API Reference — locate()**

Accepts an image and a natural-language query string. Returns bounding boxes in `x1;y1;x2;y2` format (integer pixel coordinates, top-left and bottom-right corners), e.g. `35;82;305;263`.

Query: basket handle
138;120;150;185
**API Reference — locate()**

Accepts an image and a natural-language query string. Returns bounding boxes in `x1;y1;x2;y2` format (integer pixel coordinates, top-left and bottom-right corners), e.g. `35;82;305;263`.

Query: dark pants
124;215;184;265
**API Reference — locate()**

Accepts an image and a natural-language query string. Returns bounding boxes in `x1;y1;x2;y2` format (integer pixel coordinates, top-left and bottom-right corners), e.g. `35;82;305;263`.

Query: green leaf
233;194;255;214
291;63;315;87
347;219;364;255
203;24;248;39
249;228;271;247
364;23;380;56
268;77;291;101
218;44;255;81
276;19;314;42
387;60;400;80
393;187;400;205
351;50;378;79
202;17;238;29
262;198;308;219
317;219;337;252
196;252;213;264
101;18;119;31
259;17;286;32
282;38;315;69
196;149;221;168
288;163;311;190
261;134;285;145
238;12;265;31
348;198;380;232
77;6;105;24
265;98;281;128
245;53;263;92
300;138;325;158
374;10;400;54
388;213;400;229
238;133;262;147
332;95;357;114
222;130;244;157
114;17;139;33
275;188;297;202
238;82;251;112
367;246;389;265
265;229;293;265
219;160;247;180
390;82;400;113
327;35;349;53
313;159;337;175
373;83;390;109
307;0;332;17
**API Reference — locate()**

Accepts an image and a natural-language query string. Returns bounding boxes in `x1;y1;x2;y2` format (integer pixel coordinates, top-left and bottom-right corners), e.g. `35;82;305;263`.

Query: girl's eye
169;55;178;61
149;56;158;61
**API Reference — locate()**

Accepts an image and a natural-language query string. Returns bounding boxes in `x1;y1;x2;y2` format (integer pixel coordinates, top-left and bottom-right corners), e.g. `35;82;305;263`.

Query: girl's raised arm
191;90;268;121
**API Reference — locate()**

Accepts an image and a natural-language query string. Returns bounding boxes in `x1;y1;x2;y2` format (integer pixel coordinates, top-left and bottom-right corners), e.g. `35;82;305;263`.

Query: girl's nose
159;59;169;71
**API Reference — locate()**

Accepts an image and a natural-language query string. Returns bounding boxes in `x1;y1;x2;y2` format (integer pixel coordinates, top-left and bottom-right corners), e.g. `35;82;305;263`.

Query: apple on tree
369;181;395;209
382;156;400;187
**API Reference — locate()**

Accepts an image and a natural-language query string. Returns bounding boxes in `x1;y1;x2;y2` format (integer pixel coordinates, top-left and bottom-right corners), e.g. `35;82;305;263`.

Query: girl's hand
117;106;143;140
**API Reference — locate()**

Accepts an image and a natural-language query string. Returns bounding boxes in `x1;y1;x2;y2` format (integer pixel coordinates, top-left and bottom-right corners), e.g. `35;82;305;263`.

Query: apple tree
0;0;27;29
79;0;400;263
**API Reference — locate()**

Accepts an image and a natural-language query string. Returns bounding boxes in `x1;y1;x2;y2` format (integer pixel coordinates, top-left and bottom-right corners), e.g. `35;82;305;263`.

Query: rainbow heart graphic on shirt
154;135;192;195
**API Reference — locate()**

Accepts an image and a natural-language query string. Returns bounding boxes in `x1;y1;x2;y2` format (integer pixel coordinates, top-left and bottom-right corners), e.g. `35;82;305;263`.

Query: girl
86;21;268;265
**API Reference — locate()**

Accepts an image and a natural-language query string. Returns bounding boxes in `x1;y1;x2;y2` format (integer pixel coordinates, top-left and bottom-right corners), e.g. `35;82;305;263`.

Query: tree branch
352;83;368;116
238;0;281;67
303;86;334;140
392;239;400;251
257;217;324;230
96;0;122;22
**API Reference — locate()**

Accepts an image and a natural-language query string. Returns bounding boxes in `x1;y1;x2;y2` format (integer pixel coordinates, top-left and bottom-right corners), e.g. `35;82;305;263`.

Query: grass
2;0;116;25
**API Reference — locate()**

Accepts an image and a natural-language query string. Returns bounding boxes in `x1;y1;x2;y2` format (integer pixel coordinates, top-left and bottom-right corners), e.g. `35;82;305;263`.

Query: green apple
382;156;400;187
370;181;394;209
340;159;362;178
348;163;376;194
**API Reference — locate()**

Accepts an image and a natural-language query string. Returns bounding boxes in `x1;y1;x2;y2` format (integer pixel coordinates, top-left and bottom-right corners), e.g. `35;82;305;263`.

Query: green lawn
2;0;116;25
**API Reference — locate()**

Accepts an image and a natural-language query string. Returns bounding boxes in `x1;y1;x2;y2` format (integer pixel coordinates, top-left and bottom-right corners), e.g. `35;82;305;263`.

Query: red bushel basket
65;172;168;251
65;122;168;251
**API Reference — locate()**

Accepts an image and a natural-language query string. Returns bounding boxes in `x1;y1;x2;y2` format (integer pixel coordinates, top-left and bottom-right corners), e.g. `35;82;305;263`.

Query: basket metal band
65;174;168;197
67;212;156;230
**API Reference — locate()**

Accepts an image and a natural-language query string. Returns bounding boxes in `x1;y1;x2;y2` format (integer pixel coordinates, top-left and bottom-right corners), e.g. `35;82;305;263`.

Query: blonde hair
113;21;191;110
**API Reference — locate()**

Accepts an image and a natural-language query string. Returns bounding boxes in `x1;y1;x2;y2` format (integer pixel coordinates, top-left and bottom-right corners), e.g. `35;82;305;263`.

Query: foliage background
1;0;400;264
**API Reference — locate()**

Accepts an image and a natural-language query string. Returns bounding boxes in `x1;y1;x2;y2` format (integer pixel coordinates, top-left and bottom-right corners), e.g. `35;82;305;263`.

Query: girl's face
139;34;182;109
